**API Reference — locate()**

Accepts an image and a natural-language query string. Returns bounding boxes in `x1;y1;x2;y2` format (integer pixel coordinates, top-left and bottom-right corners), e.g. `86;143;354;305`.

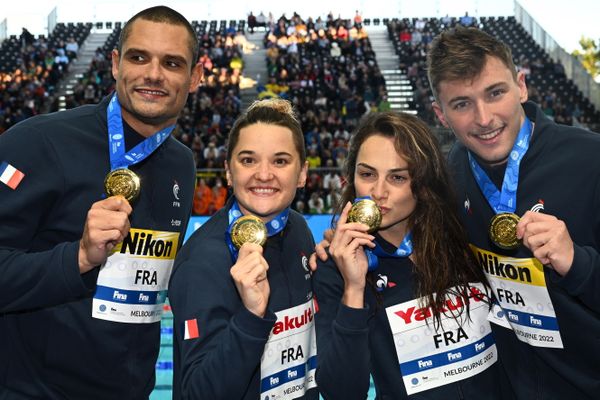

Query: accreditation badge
92;228;180;324
471;245;564;348
385;283;497;395
260;299;317;399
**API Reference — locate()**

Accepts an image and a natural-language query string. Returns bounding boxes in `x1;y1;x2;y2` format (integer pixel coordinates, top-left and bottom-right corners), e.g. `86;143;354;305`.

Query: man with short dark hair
429;26;600;399
0;6;201;398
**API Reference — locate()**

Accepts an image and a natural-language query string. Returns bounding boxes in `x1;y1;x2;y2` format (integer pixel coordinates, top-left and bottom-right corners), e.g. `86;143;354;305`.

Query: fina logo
173;180;180;200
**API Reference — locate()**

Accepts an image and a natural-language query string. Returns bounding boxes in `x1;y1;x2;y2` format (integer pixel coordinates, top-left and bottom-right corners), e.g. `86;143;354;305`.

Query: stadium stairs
240;31;268;110
53;32;110;111
367;26;417;115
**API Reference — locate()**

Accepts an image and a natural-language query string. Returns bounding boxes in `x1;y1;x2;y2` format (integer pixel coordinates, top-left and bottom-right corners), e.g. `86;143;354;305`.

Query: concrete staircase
54;32;110;110
367;27;416;114
239;32;268;111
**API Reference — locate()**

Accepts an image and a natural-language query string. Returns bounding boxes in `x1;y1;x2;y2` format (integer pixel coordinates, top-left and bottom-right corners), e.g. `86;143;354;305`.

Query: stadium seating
386;16;600;132
2;13;599;213
0;23;91;133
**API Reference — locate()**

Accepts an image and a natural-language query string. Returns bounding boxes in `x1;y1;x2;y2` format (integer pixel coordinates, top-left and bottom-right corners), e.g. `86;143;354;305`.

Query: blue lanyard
106;94;174;171
366;232;413;271
467;117;532;214
225;200;290;261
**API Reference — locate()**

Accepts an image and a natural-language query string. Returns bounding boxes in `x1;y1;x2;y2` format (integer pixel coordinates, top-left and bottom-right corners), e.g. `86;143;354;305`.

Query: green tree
572;36;600;78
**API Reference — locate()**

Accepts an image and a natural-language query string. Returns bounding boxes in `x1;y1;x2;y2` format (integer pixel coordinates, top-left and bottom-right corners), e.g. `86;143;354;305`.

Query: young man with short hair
0;6;202;398
429;26;600;399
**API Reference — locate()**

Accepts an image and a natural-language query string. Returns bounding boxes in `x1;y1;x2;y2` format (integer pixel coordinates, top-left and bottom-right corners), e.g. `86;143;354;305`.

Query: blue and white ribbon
106;93;174;171
467;117;533;214
225;200;290;261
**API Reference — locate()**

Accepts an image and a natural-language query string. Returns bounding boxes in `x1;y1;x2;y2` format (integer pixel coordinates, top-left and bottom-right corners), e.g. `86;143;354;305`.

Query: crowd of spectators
0;25;88;134
3;14;600;216
258;11;388;214
169;28;246;214
174;27;245;173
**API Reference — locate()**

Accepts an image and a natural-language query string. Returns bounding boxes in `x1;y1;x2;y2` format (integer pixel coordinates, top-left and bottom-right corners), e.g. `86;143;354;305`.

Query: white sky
1;0;599;53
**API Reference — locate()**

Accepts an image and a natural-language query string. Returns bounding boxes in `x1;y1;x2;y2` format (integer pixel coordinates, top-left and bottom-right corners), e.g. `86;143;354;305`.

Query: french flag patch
0;161;25;190
183;319;200;340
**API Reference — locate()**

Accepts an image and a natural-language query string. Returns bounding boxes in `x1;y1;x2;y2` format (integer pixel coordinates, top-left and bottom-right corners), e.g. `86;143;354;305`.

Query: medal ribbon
107;94;174;171
467;117;532;214
225;200;290;261
366;232;413;271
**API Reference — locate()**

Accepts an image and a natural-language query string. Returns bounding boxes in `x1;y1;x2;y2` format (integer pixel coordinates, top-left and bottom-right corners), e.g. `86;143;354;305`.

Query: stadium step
52;32;111;111
387;84;412;89
240;32;268;110
365;27;419;115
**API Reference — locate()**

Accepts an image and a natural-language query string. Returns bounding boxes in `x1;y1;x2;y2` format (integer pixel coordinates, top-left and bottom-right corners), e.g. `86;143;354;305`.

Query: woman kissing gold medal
347;198;382;233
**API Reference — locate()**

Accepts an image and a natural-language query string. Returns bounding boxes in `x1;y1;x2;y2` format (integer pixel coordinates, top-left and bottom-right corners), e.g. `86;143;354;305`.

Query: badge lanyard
467;117;533;214
225;200;290;261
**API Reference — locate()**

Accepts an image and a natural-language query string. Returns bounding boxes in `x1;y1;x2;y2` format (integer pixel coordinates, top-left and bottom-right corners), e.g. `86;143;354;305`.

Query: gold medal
104;168;141;203
489;212;520;250
230;215;268;249
347;199;382;233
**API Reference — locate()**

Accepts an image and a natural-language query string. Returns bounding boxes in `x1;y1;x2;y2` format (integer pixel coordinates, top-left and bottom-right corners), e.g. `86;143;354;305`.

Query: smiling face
226;123;308;222
433;56;528;165
354;134;417;245
111;19;202;137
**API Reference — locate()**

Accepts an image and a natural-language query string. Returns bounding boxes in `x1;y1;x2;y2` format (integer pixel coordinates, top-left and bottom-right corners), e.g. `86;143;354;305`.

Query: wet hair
336;111;488;325
427;26;517;101
227;99;306;165
118;6;199;67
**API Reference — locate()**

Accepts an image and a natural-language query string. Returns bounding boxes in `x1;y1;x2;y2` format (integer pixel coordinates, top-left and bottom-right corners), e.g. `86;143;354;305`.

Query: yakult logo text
394;286;485;325
272;307;314;335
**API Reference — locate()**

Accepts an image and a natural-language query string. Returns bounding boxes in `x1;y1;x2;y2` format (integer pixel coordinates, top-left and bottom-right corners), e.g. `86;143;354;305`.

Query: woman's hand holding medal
230;243;270;318
78;195;132;274
329;202;376;309
229;215;270;318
